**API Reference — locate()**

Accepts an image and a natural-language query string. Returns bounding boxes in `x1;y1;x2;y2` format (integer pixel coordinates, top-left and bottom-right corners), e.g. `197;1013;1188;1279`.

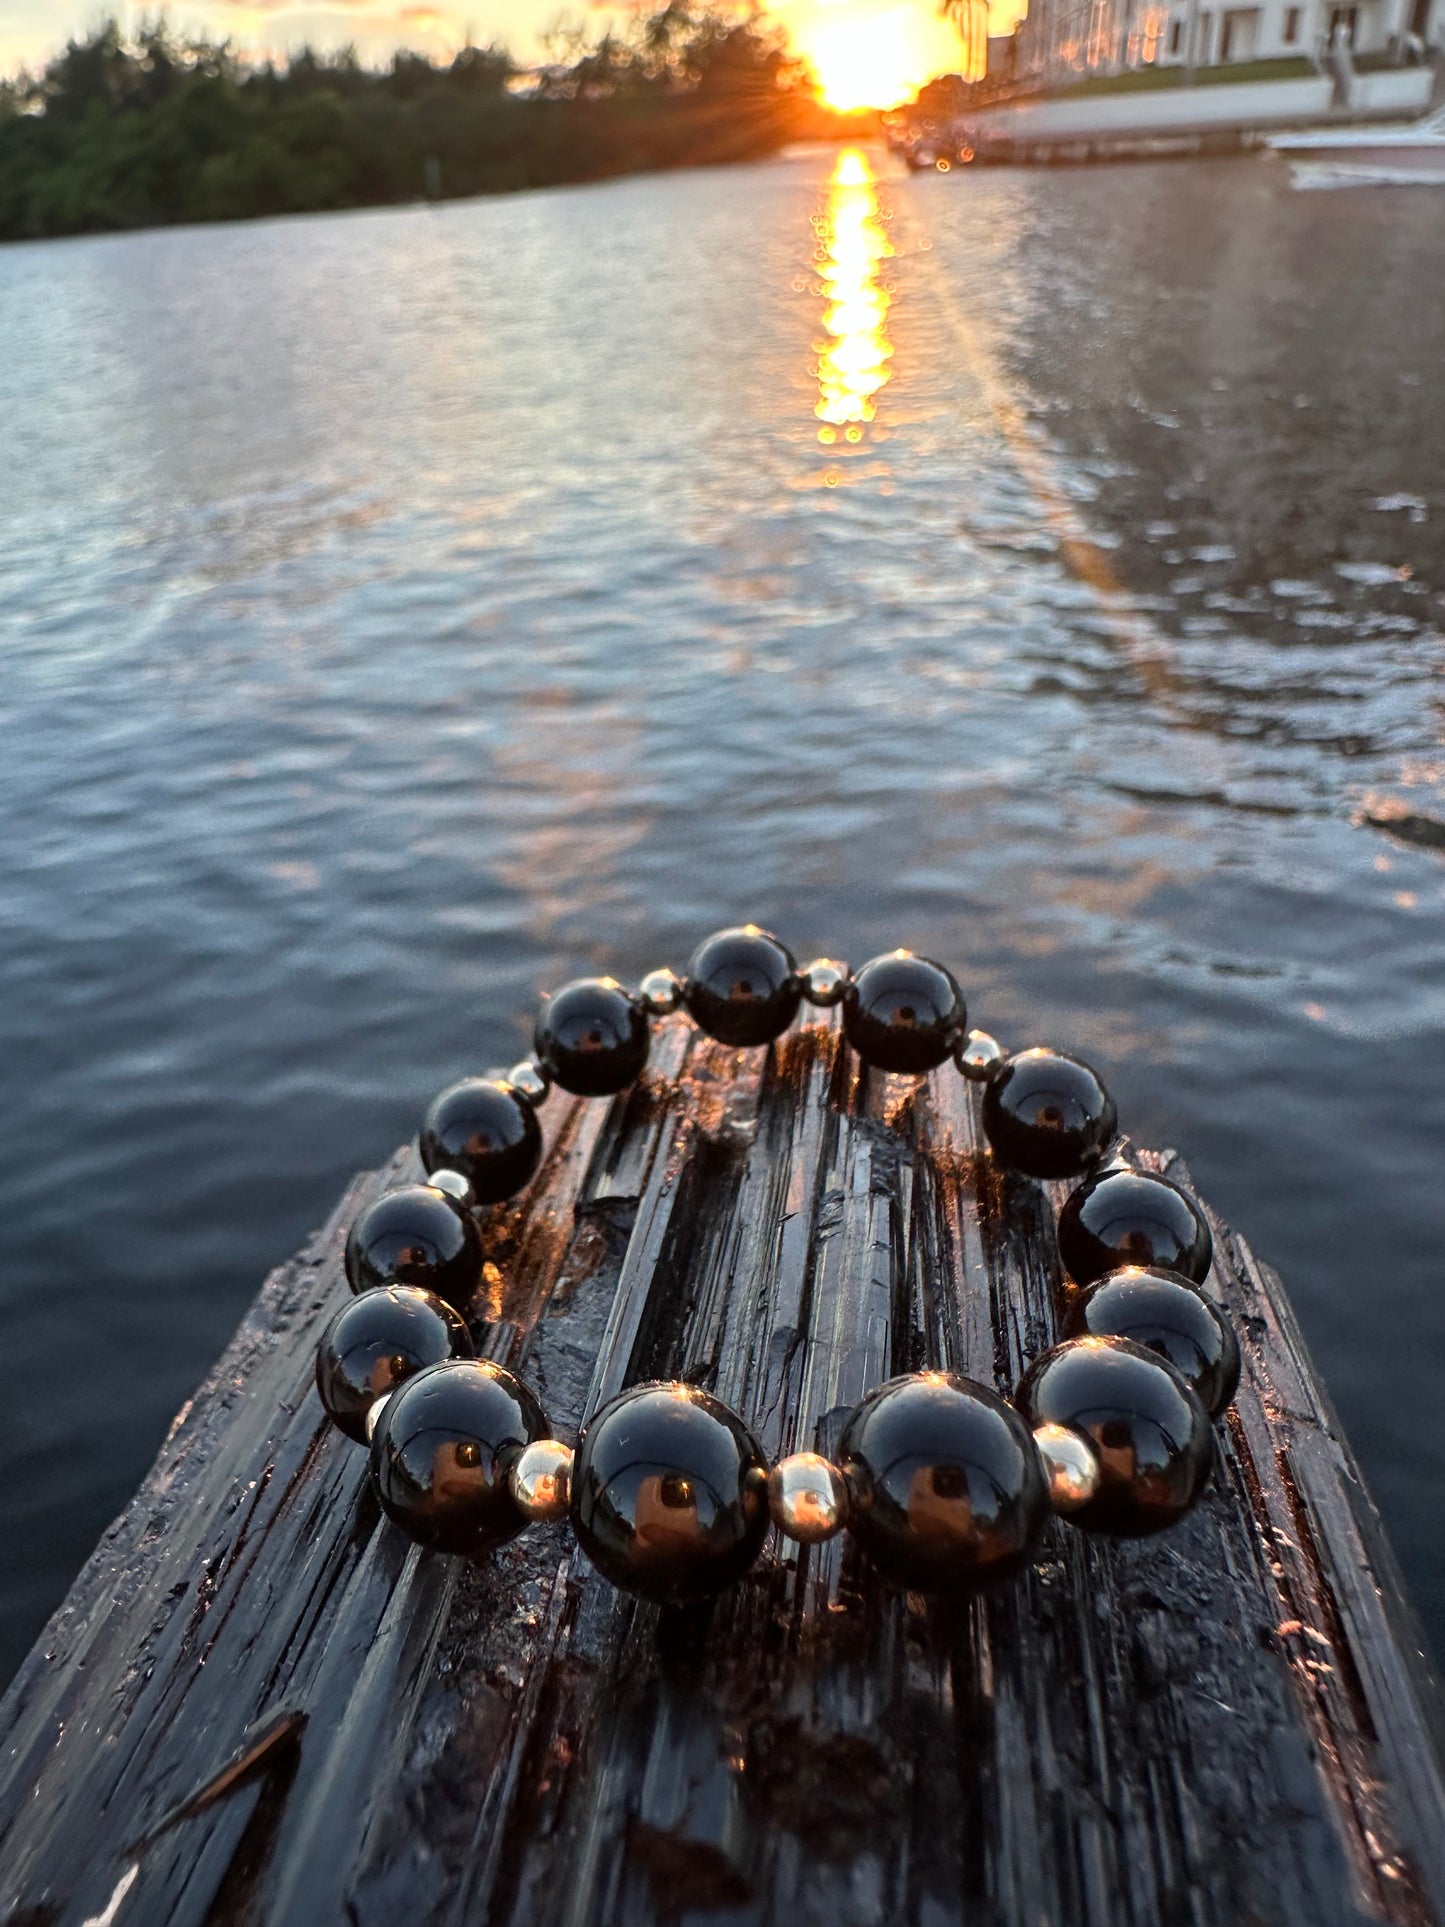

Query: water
0;148;1441;1685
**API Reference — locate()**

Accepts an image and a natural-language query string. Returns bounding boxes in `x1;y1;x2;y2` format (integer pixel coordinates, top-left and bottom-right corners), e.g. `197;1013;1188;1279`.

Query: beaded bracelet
316;926;1239;1605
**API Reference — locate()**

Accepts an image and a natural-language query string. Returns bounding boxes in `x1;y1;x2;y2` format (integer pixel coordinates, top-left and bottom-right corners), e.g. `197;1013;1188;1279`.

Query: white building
1012;0;1441;87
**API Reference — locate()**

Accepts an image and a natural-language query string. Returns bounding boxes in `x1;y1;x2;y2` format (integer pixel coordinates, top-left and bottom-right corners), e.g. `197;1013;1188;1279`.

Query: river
0;145;1441;1683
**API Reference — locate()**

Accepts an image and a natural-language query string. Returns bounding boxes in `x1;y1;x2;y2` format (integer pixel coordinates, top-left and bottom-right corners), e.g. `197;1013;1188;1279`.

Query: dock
902;64;1437;165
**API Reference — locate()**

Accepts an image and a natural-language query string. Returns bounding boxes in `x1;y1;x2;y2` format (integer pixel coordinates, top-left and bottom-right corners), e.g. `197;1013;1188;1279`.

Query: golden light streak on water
814;148;894;442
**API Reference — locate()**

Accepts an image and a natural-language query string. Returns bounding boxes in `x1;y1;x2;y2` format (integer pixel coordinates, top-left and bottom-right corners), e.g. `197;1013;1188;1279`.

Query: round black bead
982;1048;1118;1180
683;925;802;1048
1056;1167;1212;1289
1065;1267;1240;1416
533;977;649;1098
316;1285;472;1443
370;1358;549;1557
344;1183;482;1312
838;1372;1049;1592
420;1076;543;1205
570;1383;769;1604
1017;1335;1212;1535
842;951;966;1075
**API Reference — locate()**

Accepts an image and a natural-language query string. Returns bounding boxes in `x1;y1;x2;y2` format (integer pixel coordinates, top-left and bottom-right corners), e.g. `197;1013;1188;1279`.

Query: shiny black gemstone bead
570;1383;769;1604
683;925;802;1048
370;1358;549;1557
316;1285;472;1443
1017;1335;1212;1535
839;1372;1049;1591
982;1048;1118;1180
1065;1266;1240;1416
533;977;649;1098
1056;1167;1212;1289
344;1183;482;1312
420;1076;543;1205
842;951;966;1075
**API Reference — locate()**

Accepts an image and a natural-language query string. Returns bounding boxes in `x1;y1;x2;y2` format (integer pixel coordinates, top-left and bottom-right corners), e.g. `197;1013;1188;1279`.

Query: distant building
1011;0;1441;86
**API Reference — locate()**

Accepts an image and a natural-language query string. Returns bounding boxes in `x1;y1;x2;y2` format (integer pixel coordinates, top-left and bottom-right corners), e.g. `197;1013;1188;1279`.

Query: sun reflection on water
813;148;894;445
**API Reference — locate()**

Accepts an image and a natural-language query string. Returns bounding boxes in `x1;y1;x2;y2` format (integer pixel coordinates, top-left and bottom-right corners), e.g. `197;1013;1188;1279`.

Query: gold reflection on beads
768;1451;851;1543
956;1030;1004;1083
813;149;894;441
801;958;849;1008
424;1167;474;1205
639;967;683;1017
507;1059;550;1105
1033;1423;1101;1513
510;1439;574;1521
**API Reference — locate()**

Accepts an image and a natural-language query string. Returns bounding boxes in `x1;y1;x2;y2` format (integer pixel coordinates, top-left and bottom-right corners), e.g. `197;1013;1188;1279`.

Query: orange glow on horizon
0;0;1031;115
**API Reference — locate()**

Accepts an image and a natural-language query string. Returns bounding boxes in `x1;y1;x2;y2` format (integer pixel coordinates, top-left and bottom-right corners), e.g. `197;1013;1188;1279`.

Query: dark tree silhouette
0;6;820;241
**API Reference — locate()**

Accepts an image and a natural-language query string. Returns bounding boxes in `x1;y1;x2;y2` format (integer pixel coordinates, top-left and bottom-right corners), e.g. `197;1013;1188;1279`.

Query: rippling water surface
1;148;1442;1682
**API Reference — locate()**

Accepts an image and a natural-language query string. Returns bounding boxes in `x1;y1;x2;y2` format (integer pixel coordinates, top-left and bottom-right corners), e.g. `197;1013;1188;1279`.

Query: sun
797;2;972;112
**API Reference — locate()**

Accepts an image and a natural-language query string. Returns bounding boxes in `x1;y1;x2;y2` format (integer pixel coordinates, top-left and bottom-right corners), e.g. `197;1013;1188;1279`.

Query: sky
0;0;1023;109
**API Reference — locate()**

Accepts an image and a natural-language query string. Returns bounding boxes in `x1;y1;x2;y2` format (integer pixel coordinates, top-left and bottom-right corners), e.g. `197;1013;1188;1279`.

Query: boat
1269;103;1445;185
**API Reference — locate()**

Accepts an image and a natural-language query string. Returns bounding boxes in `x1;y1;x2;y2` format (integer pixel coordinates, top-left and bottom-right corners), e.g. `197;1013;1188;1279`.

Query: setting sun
787;0;993;109
782;0;1032;110
806;9;937;109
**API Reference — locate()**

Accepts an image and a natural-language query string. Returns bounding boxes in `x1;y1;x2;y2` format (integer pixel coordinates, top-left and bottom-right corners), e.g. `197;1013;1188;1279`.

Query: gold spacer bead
507;1059;550;1106
1033;1422;1101;1513
638;967;684;1017
509;1438;573;1521
801;959;849;1009
768;1451;851;1543
364;1391;393;1444
955;1029;1004;1082
424;1168;473;1206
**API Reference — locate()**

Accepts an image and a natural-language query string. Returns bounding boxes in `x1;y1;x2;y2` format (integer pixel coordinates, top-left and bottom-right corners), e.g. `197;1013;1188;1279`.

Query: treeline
0;7;824;242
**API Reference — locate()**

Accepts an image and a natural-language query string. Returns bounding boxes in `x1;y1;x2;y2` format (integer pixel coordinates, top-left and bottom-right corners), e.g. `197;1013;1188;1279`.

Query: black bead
1056;1167;1212;1288
1017;1335;1212;1535
842;951;966;1075
683;925;802;1048
1065;1267;1240;1416
570;1383;769;1604
343;1183;482;1312
982;1048;1118;1180
316;1285;472;1443
533;977;649;1098
370;1358;549;1557
421;1076;543;1205
839;1372;1049;1591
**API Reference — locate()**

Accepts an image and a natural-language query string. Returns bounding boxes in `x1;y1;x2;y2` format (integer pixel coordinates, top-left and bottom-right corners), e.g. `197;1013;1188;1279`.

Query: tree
0;6;817;242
